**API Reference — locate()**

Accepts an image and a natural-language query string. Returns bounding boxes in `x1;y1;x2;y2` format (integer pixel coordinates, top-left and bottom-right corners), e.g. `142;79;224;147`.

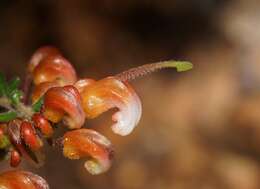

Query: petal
43;86;85;129
80;77;142;136
74;78;95;93
28;46;60;73
0;170;49;189
31;81;59;103
63;129;113;175
33;55;77;85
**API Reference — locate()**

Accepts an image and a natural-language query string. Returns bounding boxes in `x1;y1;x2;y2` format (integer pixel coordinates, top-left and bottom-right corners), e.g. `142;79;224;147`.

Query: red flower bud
80;76;142;136
43;86;85;129
7;120;44;166
33;55;77;85
63;129;113;175
32;113;53;137
10;149;21;167
20;121;43;151
0;170;49;189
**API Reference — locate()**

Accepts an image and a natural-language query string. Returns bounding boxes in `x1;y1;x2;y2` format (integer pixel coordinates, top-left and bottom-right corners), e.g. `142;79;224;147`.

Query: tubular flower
28;46;60;74
0;170;49;189
43;85;85;129
30;48;77;103
31;81;59;103
63;129;114;175
32;55;77;86
80;76;142;136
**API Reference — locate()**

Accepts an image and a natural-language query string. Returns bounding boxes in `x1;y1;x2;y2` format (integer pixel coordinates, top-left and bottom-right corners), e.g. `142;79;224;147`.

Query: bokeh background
1;0;260;188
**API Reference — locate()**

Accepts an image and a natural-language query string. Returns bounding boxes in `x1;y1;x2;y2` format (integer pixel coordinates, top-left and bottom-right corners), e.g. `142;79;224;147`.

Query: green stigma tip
163;61;193;72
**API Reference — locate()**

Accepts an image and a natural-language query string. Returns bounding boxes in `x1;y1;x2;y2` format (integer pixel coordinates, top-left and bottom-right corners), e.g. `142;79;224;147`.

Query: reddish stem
22;74;32;104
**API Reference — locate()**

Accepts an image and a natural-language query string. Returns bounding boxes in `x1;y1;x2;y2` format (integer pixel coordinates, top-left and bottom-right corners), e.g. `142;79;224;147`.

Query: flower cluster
0;46;192;188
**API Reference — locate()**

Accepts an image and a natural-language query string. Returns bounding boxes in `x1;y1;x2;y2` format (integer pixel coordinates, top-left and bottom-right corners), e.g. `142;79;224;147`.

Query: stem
16;102;34;119
22;74;32;104
115;60;193;82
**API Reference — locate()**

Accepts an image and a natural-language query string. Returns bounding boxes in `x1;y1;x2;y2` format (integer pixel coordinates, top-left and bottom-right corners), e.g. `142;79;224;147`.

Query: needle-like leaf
0;111;17;122
32;97;44;112
7;77;21;94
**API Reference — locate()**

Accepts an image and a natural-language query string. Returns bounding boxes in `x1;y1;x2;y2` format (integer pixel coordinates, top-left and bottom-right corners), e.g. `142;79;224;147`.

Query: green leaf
0;111;17;122
7;77;21;94
32;97;44;112
9;89;23;105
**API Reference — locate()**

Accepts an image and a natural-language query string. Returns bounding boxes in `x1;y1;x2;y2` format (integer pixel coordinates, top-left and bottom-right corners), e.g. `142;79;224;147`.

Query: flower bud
33;55;77;85
20;121;43;151
43;86;85;129
7;112;44;166
32;113;53;138
10;149;21;167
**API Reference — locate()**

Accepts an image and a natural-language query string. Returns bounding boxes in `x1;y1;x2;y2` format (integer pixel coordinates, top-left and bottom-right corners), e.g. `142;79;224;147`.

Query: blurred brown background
1;0;260;188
